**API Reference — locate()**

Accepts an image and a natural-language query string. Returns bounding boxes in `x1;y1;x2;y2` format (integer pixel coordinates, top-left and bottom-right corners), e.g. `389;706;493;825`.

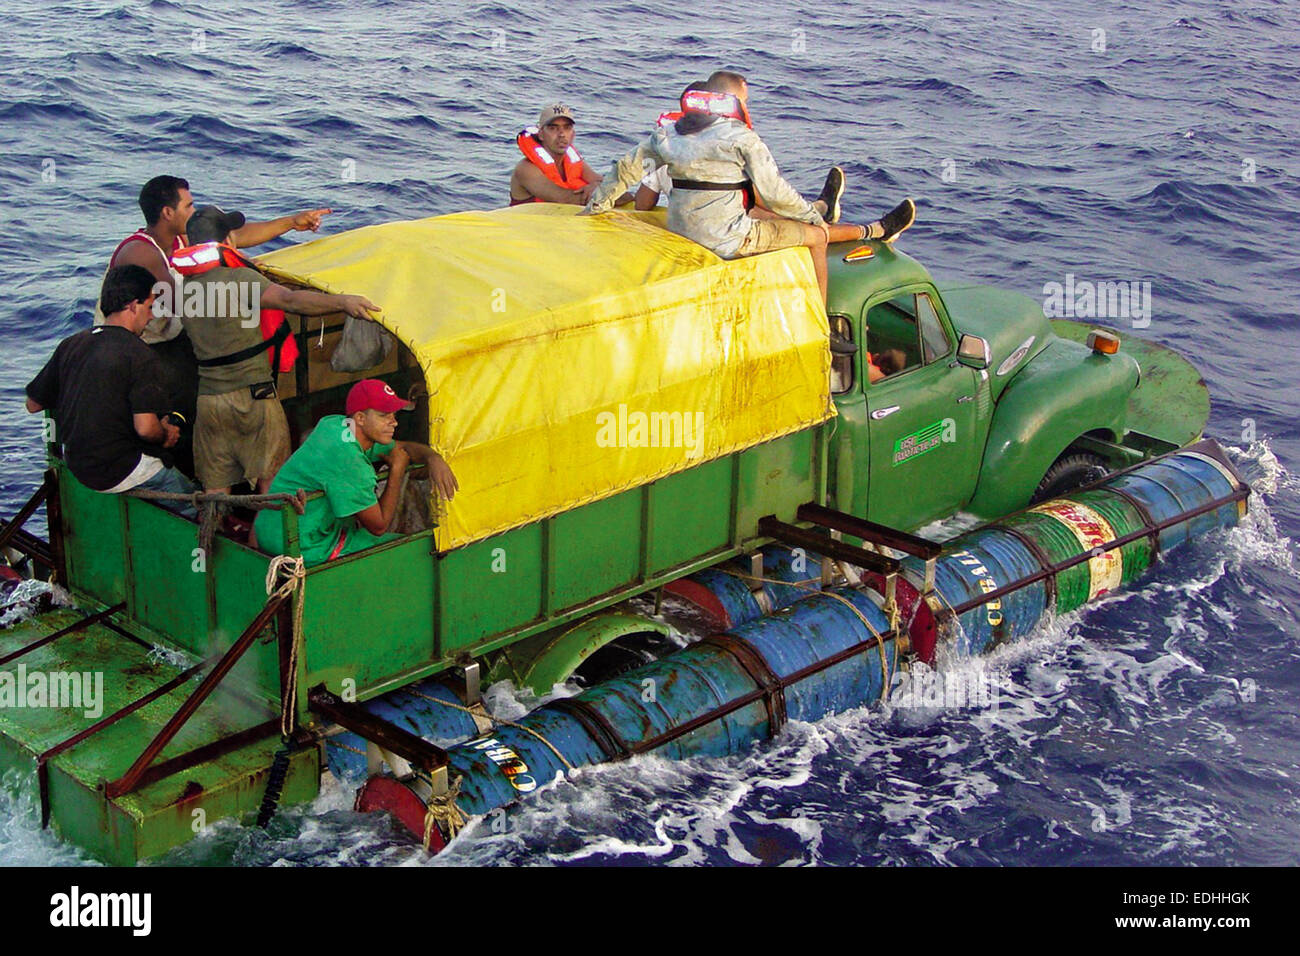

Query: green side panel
1050;320;1209;447
0;609;319;865
549;489;641;608
437;524;544;654
649;457;733;574
736;430;817;533
301;535;435;696
125;498;210;650
59;476;126;607
211;539;284;700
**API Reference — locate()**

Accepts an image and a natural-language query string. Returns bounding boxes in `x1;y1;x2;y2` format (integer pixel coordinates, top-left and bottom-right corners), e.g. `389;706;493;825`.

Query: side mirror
956;334;990;370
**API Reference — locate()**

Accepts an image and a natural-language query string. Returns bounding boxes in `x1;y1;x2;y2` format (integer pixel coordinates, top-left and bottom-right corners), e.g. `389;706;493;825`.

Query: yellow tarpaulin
257;204;834;550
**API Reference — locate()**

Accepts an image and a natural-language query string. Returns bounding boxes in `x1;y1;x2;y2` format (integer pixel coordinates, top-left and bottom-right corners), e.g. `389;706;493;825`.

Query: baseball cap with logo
346;379;416;416
537;103;576;127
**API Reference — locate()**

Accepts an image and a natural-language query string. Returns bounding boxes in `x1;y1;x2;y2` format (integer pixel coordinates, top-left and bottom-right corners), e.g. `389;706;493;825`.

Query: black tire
1032;452;1110;503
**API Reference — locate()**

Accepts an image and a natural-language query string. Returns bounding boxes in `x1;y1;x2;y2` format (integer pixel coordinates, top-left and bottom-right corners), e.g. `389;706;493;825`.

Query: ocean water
0;0;1297;866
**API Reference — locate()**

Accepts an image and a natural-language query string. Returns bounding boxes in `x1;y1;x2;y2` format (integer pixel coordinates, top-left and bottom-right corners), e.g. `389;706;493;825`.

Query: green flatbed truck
0;220;1210;864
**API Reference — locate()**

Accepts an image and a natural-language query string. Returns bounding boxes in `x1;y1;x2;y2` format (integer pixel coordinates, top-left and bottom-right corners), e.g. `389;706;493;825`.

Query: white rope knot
266;555;307;737
266;554;306;600
423;774;466;850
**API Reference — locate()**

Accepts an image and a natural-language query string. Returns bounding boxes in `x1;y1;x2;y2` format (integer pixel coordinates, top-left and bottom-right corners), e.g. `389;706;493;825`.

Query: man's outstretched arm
230;208;334;248
583;138;661;214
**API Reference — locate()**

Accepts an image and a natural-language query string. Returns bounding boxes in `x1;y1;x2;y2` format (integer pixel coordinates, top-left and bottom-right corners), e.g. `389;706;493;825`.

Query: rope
422;773;466;849
265;555;307;738
404;686;575;771
718;567;895;694
125;488;310;513
924;579;968;647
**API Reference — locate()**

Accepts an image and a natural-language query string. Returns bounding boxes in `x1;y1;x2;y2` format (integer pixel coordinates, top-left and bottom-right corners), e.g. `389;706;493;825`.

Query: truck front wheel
1032;451;1110;504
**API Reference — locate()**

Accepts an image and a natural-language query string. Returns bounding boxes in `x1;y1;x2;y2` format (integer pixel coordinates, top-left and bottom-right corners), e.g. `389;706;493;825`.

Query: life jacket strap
195;321;292;368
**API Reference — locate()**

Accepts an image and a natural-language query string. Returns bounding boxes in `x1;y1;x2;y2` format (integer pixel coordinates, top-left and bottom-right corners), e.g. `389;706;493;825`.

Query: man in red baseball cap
253;379;458;565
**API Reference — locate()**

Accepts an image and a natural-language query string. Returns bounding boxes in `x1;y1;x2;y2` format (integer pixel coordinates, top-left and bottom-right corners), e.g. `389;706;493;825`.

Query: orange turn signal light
843;245;875;263
1086;329;1121;354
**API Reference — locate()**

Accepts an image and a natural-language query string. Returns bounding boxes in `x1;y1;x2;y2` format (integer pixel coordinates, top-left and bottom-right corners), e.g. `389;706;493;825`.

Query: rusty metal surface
309;687;448;773
0;603;125;667
757;516;901;574
104;593;287;799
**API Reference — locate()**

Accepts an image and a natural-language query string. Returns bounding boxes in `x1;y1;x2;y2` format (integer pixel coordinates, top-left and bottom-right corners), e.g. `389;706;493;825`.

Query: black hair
186;212;229;244
681;79;708;98
138;175;190;226
99;264;158;317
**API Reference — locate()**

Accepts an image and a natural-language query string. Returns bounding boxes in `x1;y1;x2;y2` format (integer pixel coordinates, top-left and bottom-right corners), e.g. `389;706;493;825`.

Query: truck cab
823;242;1154;530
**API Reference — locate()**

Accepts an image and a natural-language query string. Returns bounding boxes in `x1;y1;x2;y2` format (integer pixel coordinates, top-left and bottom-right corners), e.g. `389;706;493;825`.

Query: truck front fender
967;341;1139;518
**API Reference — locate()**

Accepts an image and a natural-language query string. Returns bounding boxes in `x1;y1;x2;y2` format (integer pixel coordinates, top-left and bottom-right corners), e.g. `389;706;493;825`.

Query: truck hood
938;283;1055;401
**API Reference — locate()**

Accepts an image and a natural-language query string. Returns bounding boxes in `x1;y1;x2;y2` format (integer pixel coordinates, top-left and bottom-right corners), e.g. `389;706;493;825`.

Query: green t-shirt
179;264;277;395
254;414;395;565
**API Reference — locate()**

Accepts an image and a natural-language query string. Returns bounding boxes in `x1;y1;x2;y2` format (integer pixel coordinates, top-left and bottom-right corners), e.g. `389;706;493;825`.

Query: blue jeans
134;465;198;518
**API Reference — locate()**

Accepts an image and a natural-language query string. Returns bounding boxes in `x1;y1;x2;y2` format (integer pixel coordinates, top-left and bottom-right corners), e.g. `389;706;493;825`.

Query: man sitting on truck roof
634;81;846;224
25;265;196;516
172;204;381;500
584;70;916;308
252;379;459;567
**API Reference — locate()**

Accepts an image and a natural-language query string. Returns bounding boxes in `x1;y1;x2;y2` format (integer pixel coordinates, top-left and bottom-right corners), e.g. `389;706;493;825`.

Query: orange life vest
680;89;753;129
170;242;299;374
657;110;684;128
514;127;588;202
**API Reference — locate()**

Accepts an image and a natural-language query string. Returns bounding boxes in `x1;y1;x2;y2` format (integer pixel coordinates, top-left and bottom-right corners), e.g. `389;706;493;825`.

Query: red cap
346;379;415;416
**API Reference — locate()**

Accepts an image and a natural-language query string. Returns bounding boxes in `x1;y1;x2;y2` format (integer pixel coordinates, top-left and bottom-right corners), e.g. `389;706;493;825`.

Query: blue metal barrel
448;709;607;817
902;527;1049;655
368;586;900;835
326;678;484;781
734;588;896;722
578;641;770;761
1105;452;1242;551
664;546;821;629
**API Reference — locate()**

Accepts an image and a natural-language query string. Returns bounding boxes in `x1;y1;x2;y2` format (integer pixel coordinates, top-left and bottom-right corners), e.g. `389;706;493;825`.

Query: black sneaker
878;198;916;243
816;166;845;224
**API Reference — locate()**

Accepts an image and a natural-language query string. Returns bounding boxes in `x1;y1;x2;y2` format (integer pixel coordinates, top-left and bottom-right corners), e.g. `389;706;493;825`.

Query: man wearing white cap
509;103;607;206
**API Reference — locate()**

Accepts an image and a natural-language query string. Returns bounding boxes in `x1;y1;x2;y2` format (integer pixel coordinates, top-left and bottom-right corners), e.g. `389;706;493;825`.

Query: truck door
863;288;980;529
